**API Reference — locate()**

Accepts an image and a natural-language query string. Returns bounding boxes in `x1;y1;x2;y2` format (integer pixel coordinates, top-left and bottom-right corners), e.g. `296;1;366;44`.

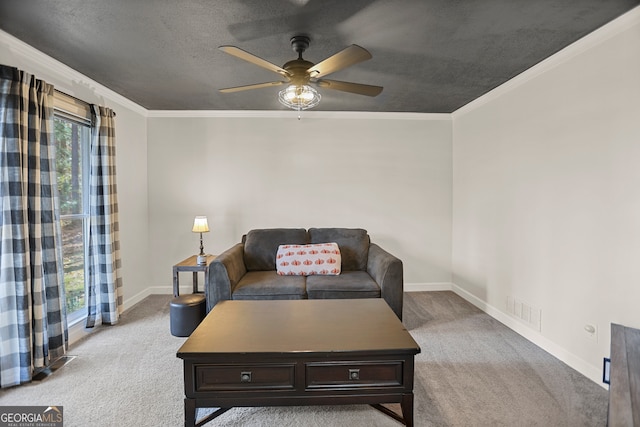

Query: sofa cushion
306;271;380;299
243;228;309;271
276;243;341;276
233;271;306;299
308;228;370;271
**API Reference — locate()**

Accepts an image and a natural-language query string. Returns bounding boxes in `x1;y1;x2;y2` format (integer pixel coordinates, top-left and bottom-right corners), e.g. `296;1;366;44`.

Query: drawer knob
349;369;360;380
240;372;252;383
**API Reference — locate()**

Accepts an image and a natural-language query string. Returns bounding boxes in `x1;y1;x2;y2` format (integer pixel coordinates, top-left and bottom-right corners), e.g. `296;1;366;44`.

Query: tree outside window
54;116;90;318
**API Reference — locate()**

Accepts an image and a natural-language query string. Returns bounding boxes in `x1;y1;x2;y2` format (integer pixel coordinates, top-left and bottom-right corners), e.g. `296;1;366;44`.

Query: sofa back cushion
243;228;309;271
308;228;369;271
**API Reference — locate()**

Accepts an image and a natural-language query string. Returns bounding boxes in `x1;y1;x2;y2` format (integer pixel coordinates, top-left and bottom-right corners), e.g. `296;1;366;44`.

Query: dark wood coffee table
177;299;421;426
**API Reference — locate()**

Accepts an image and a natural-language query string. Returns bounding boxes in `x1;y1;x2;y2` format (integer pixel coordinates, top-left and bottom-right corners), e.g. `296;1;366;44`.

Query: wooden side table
173;255;216;297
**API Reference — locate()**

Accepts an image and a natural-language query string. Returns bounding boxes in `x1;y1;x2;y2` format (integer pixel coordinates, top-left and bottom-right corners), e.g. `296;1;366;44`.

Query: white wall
0;31;151;309
451;9;640;383
147;113;452;291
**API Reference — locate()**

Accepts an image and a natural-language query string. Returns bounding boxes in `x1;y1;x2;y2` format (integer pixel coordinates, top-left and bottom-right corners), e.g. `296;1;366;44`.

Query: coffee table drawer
194;363;296;392
305;361;403;389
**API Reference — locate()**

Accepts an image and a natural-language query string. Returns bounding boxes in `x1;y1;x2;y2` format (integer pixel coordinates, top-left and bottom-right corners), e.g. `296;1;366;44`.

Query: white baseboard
122;287;154;311
146;285;194;295
405;282;453;292
450;283;605;388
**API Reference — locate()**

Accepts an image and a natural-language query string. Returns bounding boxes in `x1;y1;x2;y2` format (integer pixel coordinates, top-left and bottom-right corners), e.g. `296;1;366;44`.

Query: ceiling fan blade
219;46;290;77
219;81;287;93
316;79;383;97
307;45;372;78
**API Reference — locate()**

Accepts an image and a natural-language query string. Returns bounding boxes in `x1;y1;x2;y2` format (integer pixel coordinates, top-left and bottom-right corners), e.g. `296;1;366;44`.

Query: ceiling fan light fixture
278;84;321;110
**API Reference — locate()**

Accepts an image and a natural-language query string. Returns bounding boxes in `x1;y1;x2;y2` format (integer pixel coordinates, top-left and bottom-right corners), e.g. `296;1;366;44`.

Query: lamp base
196;255;207;266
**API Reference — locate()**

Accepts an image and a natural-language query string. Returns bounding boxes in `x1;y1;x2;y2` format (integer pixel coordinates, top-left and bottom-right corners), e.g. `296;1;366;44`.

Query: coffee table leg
401;393;414;427
184;398;196;427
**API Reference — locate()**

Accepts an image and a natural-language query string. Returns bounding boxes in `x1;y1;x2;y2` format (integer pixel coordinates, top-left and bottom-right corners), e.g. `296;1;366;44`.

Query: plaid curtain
85;105;123;328
0;65;68;388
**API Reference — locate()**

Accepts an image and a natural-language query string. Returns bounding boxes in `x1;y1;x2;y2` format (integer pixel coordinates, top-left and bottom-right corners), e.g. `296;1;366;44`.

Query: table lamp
192;216;209;265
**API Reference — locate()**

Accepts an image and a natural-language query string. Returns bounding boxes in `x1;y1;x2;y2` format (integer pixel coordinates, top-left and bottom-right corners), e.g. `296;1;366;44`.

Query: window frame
53;90;92;325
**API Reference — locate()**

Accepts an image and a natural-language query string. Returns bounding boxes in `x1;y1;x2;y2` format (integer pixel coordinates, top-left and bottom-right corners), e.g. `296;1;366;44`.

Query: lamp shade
192;216;209;233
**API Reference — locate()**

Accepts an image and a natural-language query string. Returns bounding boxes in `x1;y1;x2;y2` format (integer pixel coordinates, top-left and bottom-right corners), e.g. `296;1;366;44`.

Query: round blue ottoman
170;294;206;337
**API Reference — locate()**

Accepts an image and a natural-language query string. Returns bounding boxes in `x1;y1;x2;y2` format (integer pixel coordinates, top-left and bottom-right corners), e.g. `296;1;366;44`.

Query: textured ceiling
1;0;638;113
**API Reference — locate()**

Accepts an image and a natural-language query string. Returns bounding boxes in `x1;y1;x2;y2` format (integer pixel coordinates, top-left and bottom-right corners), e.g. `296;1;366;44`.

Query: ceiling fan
218;35;383;111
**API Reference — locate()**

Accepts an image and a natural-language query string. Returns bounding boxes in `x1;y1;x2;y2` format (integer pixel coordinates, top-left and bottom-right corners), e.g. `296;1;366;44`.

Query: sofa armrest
367;243;404;320
206;243;247;312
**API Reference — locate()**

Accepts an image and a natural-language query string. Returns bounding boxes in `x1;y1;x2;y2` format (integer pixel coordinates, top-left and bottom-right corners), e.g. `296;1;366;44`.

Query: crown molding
0;29;148;117
147;109;450;120
452;5;640;119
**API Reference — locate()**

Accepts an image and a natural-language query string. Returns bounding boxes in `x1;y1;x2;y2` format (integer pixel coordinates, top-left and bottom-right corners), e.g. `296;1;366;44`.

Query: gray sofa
206;228;404;319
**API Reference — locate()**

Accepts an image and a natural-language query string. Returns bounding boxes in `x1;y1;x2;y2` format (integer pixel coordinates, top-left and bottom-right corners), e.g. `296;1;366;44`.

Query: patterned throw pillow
276;243;341;276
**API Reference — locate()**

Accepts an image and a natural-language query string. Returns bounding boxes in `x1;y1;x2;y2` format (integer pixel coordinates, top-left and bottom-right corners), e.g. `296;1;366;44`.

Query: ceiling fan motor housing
290;35;310;55
283;59;314;85
283;35;314;85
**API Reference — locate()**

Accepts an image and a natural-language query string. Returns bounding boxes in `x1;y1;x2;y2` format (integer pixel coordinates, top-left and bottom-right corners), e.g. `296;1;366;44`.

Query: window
54;92;92;323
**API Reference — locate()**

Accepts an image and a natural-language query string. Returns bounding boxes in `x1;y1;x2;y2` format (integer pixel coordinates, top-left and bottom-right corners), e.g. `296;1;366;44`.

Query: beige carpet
0;292;607;426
